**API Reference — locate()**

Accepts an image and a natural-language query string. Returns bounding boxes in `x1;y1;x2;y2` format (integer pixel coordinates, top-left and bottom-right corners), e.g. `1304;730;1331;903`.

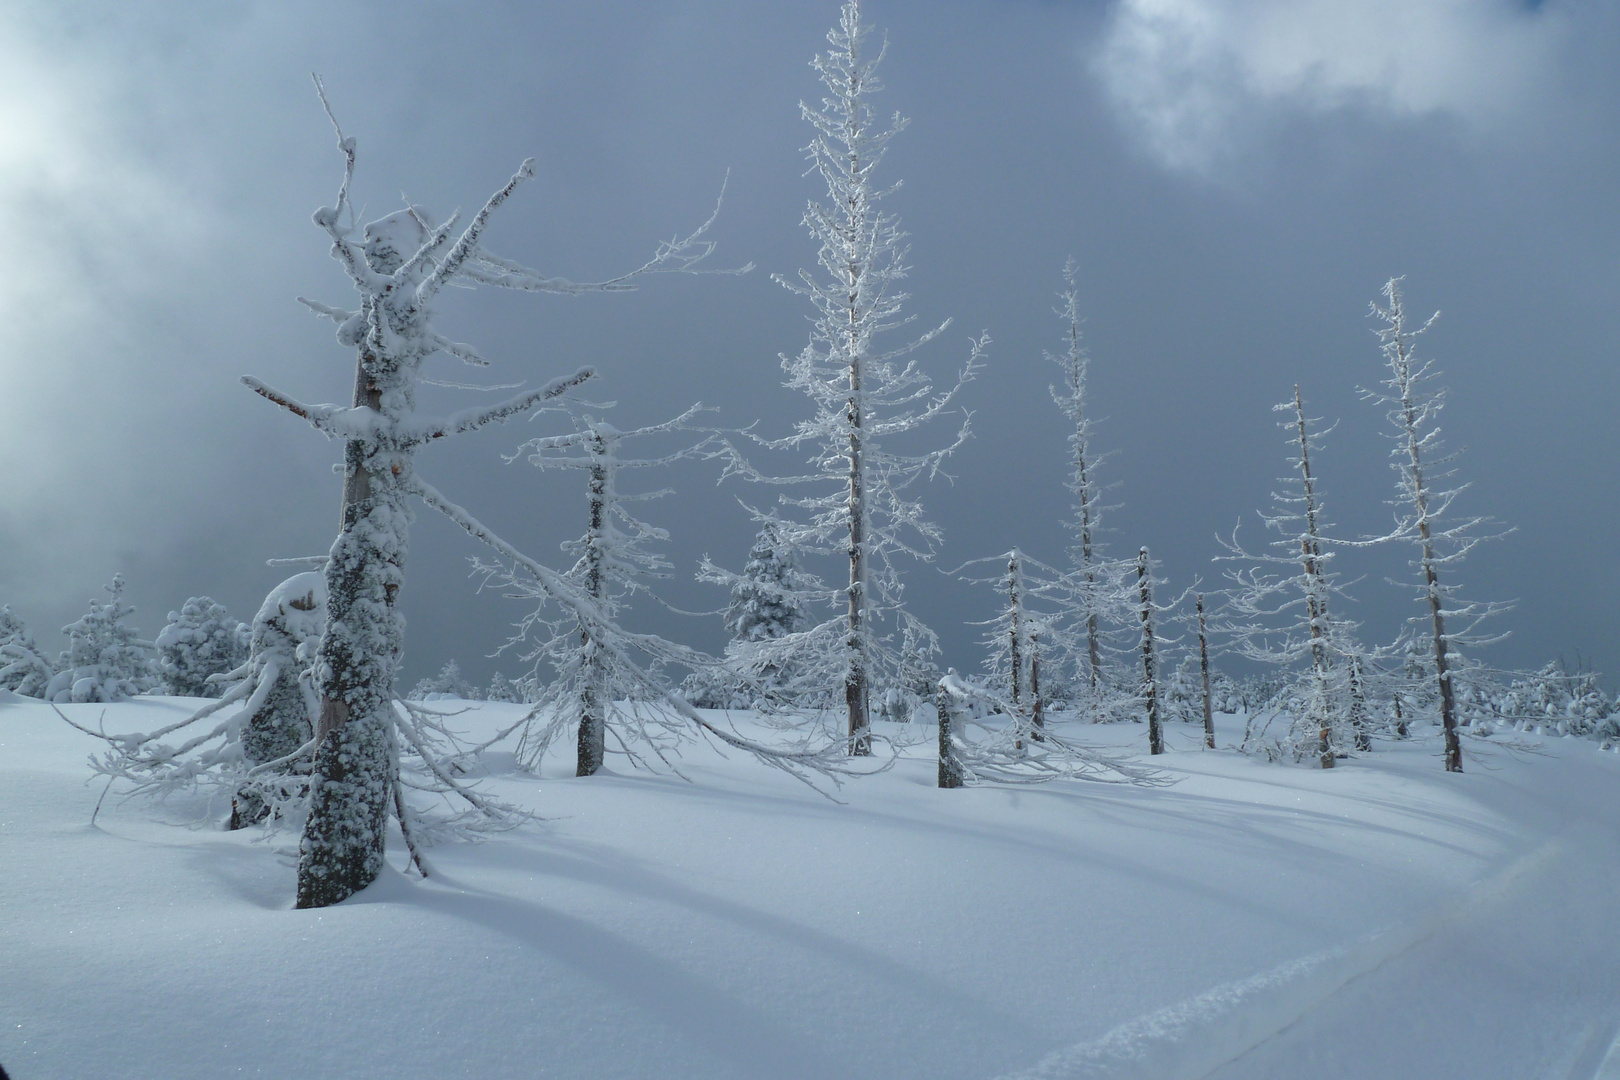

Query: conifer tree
1047;258;1127;695
1363;277;1509;773
409;660;479;700
46;574;155;704
488;405;719;776
155;597;249;698
0;605;53;698
1220;387;1367;766
248;82;732;906
724;0;982;754
725;521;811;645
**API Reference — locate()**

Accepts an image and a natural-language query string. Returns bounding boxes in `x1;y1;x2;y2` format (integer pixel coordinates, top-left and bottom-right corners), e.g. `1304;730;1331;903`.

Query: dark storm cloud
0;0;1615;686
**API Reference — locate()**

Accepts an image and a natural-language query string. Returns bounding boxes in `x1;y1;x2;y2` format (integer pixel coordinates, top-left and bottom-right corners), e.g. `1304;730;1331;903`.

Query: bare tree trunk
1030;630;1045;742
1427;554;1461;771
1197;593;1215;750
1290;387;1335;770
577;452;609;776
845;354;870;756
1008;552;1025;750
1138;548;1163;755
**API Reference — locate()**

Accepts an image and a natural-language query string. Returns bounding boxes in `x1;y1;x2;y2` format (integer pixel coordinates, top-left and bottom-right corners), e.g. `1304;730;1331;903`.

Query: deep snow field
4;696;1620;1080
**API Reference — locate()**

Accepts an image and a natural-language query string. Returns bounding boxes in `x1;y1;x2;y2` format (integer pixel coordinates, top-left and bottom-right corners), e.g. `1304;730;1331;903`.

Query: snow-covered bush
154;597;249;698
1508;661;1614;737
1164;655;1205;724
485;671;522;703
409;659;480;701
46;575;155;703
0;605;55;697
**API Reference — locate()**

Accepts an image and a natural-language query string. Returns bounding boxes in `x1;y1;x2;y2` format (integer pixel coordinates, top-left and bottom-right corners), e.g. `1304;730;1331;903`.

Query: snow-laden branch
402;367;595;445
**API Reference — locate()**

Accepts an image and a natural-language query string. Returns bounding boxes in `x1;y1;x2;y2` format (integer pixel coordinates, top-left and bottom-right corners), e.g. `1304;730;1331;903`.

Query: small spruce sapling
46;574;155;704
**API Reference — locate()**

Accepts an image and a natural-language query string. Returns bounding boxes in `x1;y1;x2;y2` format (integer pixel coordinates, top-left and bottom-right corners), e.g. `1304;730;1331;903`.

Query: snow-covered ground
3;697;1618;1079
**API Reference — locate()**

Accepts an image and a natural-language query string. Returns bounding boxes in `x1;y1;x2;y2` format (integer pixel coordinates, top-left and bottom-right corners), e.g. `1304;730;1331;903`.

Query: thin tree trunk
1008;552;1025;750
1138;548;1163;755
1292;387;1334;770
1030;631;1045;741
577;451;609;776
1197;593;1214;750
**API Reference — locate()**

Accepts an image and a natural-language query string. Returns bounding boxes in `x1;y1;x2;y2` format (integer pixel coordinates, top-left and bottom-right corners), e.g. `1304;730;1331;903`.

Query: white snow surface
3;701;1618;1080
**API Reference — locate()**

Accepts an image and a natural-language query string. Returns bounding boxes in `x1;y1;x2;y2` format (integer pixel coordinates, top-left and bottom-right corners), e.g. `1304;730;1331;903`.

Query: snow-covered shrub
154;597;249;698
229;572;326;828
1513;661;1614;737
1164;655;1205;724
0;605;55;697
485;671;522;703
46;575;155;703
410;659;480;701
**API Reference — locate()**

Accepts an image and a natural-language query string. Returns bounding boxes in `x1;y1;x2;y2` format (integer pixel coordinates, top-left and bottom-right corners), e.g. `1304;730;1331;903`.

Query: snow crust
4;703;1619;1079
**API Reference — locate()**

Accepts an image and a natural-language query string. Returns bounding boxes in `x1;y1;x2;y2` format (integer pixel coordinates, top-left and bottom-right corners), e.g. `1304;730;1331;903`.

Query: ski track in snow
993;840;1563;1080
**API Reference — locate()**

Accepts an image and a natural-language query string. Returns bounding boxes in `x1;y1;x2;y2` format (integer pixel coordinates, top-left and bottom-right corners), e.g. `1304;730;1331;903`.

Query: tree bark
577;450;609;776
1138;548;1163;755
1196;593;1214;750
936;680;963;789
297;357;400;909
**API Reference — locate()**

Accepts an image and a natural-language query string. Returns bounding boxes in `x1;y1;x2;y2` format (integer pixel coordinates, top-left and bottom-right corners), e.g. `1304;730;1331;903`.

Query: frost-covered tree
688;519;816;710
1220;387;1367;767
1363;277;1509;773
1046;258;1131;695
154;597;249;698
0;605;54;698
46;574;155;704
485;405;720;775
484;671;522;703
248;83;736;907
723;0;983;755
956;549;1070;733
409;660;479;701
725;520;811;645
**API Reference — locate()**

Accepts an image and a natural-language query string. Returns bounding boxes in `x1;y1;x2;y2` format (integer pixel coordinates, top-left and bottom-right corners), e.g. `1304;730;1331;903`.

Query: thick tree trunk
297;365;402;909
1196;593;1214;750
1138;548;1163;755
1348;652;1371;752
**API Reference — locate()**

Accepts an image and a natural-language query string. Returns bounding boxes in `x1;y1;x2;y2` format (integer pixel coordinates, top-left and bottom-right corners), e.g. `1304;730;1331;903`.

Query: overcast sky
1;0;1616;689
